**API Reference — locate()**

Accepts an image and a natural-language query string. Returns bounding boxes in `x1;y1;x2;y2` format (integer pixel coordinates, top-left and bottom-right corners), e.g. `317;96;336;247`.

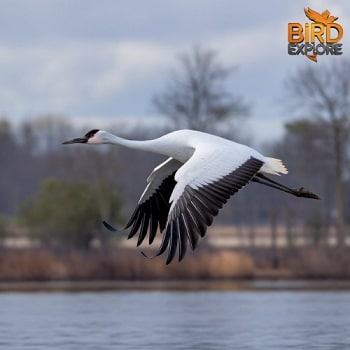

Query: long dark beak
62;137;87;144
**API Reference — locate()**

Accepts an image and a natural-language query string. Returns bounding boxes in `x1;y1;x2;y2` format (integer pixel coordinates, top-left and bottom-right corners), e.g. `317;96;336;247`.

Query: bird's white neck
100;131;193;162
102;132;167;155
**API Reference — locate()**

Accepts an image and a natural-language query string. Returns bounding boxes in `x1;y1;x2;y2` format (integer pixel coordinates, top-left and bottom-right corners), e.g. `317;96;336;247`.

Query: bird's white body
92;129;287;174
63;128;317;264
90;129;288;208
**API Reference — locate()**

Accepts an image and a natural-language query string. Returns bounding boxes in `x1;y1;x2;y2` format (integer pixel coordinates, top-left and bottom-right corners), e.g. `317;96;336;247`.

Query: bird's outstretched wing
125;157;182;246
153;147;264;264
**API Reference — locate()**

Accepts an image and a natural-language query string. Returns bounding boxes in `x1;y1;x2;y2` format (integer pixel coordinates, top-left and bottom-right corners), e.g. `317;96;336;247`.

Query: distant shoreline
2;279;350;293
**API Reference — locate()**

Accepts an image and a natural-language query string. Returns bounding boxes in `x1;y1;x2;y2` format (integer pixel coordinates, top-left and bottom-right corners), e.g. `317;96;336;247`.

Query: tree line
0;112;347;249
0;47;348;250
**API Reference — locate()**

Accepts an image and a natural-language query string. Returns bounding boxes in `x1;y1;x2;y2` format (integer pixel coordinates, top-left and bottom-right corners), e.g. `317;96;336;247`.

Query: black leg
251;173;320;200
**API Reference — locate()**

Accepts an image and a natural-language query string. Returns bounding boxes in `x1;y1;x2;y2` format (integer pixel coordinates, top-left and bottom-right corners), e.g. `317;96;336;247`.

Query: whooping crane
63;129;319;264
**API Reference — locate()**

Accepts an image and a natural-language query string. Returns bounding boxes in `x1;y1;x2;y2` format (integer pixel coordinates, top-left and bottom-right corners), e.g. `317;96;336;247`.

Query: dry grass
2;246;349;282
285;247;350;278
0;247;254;281
250;246;350;279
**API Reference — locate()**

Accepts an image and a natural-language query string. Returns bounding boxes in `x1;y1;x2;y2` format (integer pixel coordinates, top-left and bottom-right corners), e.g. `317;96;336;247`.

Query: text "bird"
63;129;319;264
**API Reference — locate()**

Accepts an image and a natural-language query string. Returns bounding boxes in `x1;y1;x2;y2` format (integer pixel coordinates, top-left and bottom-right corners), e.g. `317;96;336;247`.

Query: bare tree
276;119;334;243
285;60;350;247
153;46;250;133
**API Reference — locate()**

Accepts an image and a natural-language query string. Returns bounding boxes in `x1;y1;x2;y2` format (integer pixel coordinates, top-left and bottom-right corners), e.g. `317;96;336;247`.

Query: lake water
1;284;350;349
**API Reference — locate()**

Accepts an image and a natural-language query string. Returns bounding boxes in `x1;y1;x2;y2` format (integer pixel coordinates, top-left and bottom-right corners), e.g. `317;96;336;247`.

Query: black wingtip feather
177;217;188;262
137;209;150;246
166;222;178;265
102;221;120;232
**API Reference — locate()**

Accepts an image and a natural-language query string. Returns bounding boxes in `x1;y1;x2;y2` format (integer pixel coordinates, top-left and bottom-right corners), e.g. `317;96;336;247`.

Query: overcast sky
1;0;349;142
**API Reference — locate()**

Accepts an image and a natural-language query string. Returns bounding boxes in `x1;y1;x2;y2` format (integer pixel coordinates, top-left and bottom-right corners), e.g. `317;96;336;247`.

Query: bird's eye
85;129;99;139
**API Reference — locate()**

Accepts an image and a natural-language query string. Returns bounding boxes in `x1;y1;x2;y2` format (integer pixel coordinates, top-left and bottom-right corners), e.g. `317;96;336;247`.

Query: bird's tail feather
261;157;288;175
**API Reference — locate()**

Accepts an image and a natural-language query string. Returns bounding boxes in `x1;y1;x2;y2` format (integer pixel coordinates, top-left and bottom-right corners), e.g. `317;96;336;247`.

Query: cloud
91;41;174;98
207;23;286;66
0;40;177;118
1;0;350;143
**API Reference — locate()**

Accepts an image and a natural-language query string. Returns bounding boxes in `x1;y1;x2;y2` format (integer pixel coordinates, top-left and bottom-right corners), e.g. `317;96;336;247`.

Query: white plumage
63;129;319;264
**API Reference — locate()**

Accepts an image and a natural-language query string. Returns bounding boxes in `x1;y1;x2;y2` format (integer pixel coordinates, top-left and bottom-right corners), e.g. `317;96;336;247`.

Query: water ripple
1;290;350;349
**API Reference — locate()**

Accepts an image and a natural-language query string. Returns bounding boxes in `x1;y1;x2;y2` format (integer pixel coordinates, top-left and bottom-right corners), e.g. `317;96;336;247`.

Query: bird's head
62;129;109;144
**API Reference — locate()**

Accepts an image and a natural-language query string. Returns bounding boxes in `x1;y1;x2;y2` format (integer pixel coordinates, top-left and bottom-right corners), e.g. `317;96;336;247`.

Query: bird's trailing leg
251;173;320;199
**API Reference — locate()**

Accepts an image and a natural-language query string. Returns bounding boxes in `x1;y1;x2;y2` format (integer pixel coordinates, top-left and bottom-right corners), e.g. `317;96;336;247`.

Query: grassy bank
1;246;350;282
0;247;254;281
250;246;350;279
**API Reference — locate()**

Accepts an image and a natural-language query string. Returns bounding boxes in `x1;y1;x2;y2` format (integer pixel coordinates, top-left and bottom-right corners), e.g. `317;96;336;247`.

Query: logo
288;8;343;62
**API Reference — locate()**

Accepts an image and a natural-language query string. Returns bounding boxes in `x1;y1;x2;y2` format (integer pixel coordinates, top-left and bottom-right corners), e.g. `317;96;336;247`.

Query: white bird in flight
63;129;319;264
